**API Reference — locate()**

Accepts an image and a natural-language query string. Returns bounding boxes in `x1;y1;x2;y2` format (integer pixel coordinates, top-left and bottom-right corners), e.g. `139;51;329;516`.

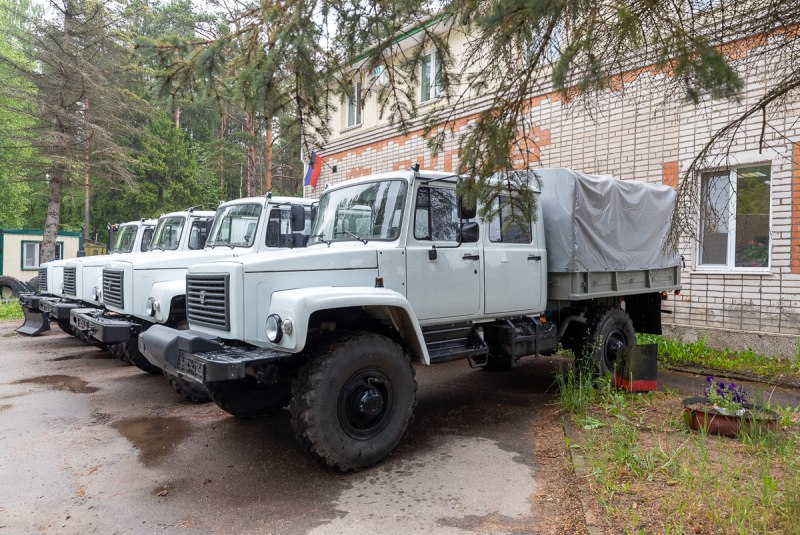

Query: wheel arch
270;287;430;364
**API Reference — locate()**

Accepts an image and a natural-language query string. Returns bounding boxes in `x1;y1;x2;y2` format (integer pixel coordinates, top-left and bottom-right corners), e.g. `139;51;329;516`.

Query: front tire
56;319;77;337
207;376;292;418
117;338;161;375
166;371;211;404
290;333;417;472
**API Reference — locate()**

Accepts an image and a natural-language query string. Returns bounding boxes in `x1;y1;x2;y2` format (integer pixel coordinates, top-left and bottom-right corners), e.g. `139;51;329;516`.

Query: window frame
21;240;63;270
419;50;440;104
345;81;362;129
696;163;773;273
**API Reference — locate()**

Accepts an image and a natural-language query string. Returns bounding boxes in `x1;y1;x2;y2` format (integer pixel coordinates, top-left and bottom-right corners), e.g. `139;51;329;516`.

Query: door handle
462;253;480;261
527;255;542;261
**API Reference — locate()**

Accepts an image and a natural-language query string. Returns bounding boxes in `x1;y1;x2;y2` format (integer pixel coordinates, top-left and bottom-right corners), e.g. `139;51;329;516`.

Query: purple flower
706;376;714;383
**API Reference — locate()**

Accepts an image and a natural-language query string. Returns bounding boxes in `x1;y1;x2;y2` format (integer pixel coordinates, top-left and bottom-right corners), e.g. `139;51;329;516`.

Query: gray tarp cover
532;168;679;272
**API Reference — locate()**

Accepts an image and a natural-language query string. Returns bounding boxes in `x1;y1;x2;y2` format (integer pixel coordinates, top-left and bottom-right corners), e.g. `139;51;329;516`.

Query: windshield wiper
345;231;368;245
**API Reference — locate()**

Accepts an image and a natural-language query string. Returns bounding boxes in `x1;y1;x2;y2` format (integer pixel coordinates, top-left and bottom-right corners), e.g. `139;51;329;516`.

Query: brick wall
310;40;800;341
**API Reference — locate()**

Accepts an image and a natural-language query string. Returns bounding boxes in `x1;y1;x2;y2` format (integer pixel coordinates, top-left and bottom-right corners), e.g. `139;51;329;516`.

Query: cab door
483;196;545;314
405;185;482;321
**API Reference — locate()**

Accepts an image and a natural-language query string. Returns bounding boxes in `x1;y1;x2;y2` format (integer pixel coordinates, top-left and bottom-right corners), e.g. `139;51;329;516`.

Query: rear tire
207;376;292;418
583;308;635;376
290;333;417;472
166;371;211;403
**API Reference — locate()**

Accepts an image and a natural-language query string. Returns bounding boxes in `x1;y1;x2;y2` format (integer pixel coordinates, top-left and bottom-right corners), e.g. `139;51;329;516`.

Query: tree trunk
264;115;273;193
219;107;226;192
83;97;90;253
246;110;256;196
41;165;63;263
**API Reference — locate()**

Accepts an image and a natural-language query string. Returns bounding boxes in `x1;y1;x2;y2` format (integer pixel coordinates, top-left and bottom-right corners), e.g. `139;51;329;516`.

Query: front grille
63;267;76;296
38;267;47;292
186;274;230;330
103;269;124;308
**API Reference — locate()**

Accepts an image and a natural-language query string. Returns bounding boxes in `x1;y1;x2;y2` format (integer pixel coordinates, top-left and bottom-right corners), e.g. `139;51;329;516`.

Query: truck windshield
310;180;407;244
207;203;262;248
110;225;138;253
150;216;185;250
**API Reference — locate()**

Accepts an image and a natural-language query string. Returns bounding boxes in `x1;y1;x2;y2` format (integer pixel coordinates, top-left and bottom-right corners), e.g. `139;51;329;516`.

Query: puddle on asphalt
49;352;108;362
13;374;99;394
112;417;191;466
50;355;80;361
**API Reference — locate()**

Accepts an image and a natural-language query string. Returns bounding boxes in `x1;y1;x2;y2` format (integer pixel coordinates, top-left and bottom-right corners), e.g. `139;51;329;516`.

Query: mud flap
17;307;51;336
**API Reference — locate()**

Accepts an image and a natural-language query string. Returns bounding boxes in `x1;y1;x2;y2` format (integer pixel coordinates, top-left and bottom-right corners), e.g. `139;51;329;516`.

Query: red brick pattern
662;161;679;190
792;143;800;273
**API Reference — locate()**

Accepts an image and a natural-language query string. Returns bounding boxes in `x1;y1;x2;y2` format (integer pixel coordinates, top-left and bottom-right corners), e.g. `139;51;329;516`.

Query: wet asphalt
3;319;799;535
0;320;562;535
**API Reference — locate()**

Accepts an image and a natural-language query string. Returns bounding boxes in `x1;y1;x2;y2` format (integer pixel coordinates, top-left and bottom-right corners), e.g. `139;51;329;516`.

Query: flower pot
682;397;778;437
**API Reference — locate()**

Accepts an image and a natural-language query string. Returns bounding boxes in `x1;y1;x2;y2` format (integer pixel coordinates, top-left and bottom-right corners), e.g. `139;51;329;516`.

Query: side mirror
205;217;215;235
310;205;317;225
290;204;306;232
458;197;476;220
459;221;479;243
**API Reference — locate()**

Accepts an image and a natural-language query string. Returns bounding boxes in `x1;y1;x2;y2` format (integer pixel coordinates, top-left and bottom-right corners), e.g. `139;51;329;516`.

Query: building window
346;82;361;128
419;51;440;103
22;241;63;269
699;164;771;269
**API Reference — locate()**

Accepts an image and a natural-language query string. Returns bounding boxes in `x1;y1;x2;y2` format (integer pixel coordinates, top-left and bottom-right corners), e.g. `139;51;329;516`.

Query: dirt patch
13;374;99;394
0;403;12;411
112;417;191;466
529;403;589;534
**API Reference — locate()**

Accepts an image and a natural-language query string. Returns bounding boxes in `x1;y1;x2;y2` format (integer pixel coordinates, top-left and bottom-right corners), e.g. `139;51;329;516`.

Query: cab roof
220;196;315;207
325;170;459;194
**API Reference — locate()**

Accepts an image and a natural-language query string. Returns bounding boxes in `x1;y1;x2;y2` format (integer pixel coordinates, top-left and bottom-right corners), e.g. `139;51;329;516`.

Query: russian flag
304;150;323;189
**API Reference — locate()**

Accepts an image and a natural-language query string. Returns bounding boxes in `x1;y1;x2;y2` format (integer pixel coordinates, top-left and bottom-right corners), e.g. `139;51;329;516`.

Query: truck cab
73;196;313;402
16;218;156;336
141;169;680;470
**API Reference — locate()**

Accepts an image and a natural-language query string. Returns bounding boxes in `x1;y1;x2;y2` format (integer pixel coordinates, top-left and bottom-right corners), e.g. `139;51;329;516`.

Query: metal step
424;324;488;364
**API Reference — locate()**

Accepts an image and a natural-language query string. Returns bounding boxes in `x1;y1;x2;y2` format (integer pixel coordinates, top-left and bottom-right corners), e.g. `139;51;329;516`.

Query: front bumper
139;325;290;384
71;309;138;344
19;293;45;313
40;298;79;321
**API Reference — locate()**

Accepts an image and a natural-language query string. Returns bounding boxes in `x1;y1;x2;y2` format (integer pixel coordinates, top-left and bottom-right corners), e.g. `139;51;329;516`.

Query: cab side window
188;219;209;250
140;228;154;251
414;187;460;241
488;196;532;244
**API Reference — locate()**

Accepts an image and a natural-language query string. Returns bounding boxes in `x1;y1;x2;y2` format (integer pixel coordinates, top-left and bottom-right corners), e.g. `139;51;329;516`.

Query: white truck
140;168;681;470
72;196;314;402
17;219;157;336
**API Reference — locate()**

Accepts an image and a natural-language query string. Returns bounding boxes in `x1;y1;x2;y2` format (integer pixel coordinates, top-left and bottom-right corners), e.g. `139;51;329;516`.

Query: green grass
637;333;800;380
0;301;24;320
556;366;800;533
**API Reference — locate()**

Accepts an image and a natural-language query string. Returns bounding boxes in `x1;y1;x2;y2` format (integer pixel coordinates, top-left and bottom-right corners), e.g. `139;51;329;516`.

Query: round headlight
145;297;159;317
266;314;283;343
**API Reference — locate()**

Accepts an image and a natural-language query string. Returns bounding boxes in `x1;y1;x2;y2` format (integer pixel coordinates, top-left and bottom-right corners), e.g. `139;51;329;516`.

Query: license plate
75;316;92;330
176;352;205;383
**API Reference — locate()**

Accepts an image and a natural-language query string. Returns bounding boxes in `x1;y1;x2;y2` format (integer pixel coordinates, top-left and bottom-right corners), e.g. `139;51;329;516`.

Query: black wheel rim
603;331;627;371
338;367;393;440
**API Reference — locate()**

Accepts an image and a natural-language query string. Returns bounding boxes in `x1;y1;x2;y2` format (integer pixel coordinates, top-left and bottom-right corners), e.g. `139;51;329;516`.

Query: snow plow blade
17;307;51;336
